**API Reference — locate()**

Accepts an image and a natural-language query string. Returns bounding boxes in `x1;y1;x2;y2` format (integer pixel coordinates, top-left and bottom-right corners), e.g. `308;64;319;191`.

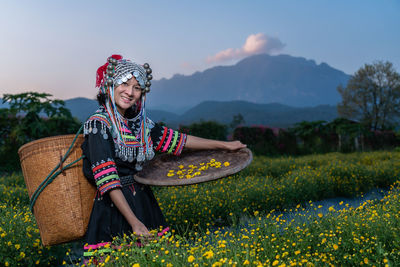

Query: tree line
1;61;399;172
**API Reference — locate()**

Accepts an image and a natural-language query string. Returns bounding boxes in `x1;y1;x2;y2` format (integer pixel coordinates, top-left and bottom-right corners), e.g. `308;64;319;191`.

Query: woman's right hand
132;220;151;237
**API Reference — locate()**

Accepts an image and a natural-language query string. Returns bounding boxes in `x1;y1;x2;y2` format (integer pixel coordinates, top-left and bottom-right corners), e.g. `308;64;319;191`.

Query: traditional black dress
81;107;186;256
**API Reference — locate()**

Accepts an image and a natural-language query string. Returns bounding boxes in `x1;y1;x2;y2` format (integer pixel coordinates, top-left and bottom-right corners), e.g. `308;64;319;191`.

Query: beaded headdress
93;54;154;168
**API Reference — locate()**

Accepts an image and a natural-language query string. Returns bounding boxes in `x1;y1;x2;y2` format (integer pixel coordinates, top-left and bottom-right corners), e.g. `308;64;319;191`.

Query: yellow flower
20;252;25;258
295;250;300;255
318;213;323;218
223;161;230;167
167;173;175;177
166;264;173;267
104;255;110;263
188;255;195;263
132;264;140;267
203;250;214;259
179;165;184;169
243;260;250;265
333;244;339;250
364;258;369;264
15;244;20;250
272;260;279;266
328;206;335;212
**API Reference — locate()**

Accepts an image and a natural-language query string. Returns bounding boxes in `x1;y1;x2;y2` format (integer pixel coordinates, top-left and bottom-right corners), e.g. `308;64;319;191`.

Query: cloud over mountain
207;33;285;63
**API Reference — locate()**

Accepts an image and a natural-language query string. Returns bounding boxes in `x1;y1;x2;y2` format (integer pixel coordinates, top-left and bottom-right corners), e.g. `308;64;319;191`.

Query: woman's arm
109;189;151;236
184;135;246;150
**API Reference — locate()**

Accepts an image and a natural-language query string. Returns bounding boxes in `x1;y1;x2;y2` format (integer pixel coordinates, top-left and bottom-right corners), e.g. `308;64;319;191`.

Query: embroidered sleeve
149;121;187;156
86;119;122;195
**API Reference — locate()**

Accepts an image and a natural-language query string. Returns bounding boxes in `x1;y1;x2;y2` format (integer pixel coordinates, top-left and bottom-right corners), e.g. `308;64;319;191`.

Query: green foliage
337;61;400;131
0;92;81;172
179;121;228;141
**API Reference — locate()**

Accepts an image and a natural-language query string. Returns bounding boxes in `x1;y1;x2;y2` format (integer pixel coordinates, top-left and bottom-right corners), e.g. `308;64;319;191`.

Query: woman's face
114;77;142;115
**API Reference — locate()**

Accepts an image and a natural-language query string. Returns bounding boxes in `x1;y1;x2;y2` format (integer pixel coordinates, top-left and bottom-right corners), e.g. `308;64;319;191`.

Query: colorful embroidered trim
155;127;168;151
174;133;187;155
168;131;179;154
88;113;111;128
83;242;112;257
154;127;187;156
162;129;174;152
91;159;121;195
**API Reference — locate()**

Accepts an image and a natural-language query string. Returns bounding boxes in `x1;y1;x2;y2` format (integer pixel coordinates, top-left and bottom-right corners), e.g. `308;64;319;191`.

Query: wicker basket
18;134;96;246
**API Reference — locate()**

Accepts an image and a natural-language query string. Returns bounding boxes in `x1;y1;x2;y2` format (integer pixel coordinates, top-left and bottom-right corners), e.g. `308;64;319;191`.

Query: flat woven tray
134;148;252;186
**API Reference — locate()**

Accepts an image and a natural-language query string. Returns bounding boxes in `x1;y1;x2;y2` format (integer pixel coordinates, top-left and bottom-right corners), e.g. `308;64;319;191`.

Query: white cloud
207;33;285;63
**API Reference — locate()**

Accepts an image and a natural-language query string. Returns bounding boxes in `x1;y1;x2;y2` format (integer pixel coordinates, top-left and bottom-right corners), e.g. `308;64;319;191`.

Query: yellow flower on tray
167;160;231;179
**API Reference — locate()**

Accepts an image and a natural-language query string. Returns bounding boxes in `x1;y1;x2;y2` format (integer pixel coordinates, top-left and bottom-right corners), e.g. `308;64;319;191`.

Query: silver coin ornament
92;127;98;134
147;74;153;80
143;63;149;69
103;133;108;140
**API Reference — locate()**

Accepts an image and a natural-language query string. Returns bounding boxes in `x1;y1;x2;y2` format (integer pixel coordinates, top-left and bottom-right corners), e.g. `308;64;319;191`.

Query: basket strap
29;124;86;213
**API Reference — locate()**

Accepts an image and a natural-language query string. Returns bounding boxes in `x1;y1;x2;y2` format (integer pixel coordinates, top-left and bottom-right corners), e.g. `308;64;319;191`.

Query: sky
0;0;399;100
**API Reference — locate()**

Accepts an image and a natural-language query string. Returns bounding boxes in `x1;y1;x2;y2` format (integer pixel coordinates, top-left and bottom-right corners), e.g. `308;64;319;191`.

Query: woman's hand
131;220;151;237
109;189;152;237
221;140;246;151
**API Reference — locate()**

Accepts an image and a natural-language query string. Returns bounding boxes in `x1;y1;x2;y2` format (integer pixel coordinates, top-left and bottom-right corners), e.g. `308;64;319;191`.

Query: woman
81;55;245;256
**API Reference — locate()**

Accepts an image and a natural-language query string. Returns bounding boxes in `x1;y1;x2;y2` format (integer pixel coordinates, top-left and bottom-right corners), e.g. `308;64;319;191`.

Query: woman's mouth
121;96;133;103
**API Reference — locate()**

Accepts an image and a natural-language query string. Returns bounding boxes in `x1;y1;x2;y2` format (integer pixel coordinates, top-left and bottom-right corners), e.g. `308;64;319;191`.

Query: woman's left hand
222;140;247;151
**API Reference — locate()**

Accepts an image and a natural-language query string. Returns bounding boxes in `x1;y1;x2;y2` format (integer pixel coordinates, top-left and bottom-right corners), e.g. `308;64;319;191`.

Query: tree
337;61;400;130
1;92;81;171
179;121;227;141
229;113;245;130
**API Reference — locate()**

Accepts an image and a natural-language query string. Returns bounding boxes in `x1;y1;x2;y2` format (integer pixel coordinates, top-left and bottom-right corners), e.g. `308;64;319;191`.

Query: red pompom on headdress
95;54;123;88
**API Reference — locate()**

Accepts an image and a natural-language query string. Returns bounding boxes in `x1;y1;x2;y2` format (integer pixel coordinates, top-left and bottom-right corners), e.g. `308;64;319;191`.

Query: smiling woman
81;54;245;258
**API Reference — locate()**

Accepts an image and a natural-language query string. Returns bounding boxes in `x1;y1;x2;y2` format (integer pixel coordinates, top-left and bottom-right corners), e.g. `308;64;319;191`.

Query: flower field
1;151;399;266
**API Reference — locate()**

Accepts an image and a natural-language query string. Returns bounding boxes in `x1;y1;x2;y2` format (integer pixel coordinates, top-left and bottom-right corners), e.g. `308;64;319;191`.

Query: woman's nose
126;87;134;96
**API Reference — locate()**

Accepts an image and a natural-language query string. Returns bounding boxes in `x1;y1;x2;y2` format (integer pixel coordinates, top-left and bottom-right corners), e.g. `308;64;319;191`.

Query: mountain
147;54;350;112
65;97;99;122
62;97;337;129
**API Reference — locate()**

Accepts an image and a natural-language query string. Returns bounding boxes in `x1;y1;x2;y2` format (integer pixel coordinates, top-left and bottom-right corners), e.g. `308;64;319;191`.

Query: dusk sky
1;0;399;100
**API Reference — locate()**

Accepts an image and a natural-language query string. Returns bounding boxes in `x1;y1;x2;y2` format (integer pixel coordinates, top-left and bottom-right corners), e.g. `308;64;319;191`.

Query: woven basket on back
134;148;253;186
18;134;96;246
